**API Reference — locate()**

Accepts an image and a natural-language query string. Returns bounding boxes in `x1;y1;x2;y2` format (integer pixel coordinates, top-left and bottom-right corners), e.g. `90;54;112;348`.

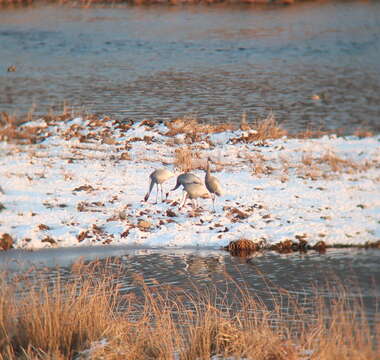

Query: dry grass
253;112;288;140
243;151;275;176
0;273;118;359
354;129;374;139
0;112;41;144
295;128;333;140
231;112;288;143
295;150;373;180
0;262;378;360
0;104;81;144
224;238;329;255
320;150;367;173
174;146;203;172
165;116;234;141
1;105;375;147
223;238;263;256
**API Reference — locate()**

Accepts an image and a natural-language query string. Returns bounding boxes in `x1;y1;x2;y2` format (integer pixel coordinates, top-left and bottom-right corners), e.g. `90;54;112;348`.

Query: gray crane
205;157;223;212
179;182;209;210
166;172;202;201
144;168;174;203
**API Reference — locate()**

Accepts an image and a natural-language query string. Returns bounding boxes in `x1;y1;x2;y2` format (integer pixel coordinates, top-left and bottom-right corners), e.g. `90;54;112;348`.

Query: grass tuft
174;146;203;172
231;112;288;143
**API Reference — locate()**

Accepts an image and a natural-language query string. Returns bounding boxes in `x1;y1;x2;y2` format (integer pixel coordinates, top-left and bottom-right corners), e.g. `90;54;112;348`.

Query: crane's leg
160;184;164;202
179;193;188;209
144;180;154;202
180;191;186;205
155;184;159;204
212;194;216;212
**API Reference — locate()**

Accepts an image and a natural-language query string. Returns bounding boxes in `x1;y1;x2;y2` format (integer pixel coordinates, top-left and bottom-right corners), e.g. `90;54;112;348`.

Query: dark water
1;2;380;133
1;246;379;321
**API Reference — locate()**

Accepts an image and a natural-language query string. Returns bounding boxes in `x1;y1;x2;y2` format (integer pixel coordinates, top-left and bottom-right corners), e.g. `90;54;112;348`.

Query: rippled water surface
1;2;380;133
1;247;379;320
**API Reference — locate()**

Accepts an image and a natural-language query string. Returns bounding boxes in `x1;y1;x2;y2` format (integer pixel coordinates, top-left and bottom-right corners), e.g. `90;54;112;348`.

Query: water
1;246;379;321
1;1;380;133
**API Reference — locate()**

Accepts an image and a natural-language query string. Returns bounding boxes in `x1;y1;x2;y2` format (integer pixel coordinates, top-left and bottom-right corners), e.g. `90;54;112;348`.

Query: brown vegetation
295;150;373;180
0;112;41;144
231;112;288;144
354;129;374;138
223;238;326;255
0;263;378;360
174;146;203;172
0;105;376;147
224;238;380;256
223;238;263;256
320;150;369;173
165;116;234;142
248;152;276;176
269;238;326;253
0;233;13;251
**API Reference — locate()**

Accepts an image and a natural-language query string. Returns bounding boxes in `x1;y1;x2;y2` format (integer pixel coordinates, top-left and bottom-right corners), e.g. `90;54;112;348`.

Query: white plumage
144;168;174;203
166;172;202;201
179;182;209;210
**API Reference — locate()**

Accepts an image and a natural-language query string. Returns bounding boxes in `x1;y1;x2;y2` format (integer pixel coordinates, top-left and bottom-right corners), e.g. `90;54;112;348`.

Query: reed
174;146;204;172
0;262;377;360
231;112;288;144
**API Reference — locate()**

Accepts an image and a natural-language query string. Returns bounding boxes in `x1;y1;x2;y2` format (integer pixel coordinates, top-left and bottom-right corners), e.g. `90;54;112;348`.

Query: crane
205;157;223;212
144;168;174;203
179;182;209;210
166;172;202;202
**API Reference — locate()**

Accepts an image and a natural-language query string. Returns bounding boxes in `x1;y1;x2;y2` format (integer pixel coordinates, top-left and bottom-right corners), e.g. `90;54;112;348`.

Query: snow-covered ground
0;115;379;249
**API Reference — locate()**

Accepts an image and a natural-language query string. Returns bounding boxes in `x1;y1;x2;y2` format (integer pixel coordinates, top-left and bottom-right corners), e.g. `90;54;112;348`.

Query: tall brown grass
0;262;378;360
253;112;288;140
231;112;288;144
174;146;204;172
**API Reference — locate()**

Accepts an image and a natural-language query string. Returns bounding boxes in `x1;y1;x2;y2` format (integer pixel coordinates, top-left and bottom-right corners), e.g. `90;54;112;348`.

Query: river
1;246;379;322
1;1;380;133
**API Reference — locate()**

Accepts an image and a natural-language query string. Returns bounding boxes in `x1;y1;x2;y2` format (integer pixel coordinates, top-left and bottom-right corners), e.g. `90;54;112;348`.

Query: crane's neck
206;160;211;178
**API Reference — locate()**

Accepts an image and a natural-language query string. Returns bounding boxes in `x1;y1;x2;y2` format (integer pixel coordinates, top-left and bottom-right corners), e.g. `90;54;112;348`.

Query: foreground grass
0;261;378;359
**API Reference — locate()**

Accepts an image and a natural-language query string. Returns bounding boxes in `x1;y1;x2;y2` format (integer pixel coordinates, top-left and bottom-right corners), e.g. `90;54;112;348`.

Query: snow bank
0;116;379;249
